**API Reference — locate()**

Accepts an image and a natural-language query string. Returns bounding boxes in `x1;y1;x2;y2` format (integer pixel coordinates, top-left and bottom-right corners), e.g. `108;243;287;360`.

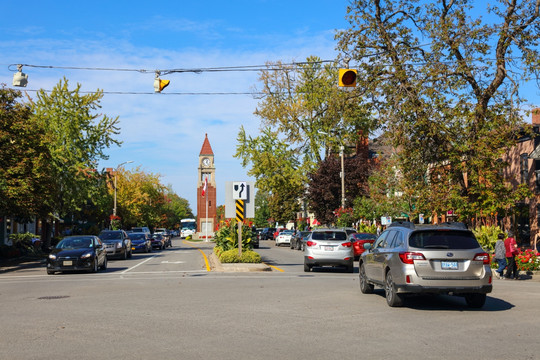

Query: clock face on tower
202;157;210;167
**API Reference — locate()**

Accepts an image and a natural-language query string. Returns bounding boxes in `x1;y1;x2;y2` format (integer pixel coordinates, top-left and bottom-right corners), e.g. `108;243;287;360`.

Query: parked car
304;229;353;272
151;234;166;250
251;227;261;249
132;226;151;236
349;233;377;260
154;228;172;247
129;232;152;253
273;228;286;240
290;230;308;250
98;230;132;259
298;231;312;251
275;230;294;246
359;221;492;308
47;235;107;274
260;228;276;240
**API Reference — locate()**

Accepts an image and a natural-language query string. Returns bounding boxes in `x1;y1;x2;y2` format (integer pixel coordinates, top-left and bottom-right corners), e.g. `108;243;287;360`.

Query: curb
208;252;272;272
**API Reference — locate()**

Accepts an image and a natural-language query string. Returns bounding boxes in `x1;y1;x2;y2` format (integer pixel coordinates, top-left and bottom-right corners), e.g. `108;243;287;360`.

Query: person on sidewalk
494;233;507;279
504;231;520;280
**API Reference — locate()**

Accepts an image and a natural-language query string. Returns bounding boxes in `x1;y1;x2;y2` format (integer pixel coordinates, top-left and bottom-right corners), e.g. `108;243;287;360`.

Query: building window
201;173;211;182
520;153;529;184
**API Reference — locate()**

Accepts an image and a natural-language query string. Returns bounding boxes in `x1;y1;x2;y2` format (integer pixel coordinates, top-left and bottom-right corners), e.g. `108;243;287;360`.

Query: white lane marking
120;254;159;274
161;261;185;264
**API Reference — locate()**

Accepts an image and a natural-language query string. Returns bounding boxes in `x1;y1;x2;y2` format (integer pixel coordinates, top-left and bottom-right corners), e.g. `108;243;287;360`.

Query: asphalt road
1;238;539;360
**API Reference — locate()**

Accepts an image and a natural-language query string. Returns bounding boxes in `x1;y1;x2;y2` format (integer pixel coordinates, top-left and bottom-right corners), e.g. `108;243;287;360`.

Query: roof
199;133;214;156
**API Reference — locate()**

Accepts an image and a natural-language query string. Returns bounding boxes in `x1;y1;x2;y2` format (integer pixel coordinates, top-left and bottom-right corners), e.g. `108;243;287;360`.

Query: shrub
358;223;376;234
214;219;253;252
472;225;502;252
516;249;540;272
219;249;262;263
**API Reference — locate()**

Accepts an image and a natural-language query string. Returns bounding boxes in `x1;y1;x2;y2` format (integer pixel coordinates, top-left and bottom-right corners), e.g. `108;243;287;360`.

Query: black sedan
47;235;107;275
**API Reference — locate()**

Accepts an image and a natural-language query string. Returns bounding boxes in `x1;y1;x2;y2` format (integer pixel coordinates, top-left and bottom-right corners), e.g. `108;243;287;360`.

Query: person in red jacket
504;231;519;280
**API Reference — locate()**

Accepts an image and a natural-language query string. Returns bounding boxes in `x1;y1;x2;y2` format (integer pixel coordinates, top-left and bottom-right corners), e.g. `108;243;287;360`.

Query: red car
349;233;377;260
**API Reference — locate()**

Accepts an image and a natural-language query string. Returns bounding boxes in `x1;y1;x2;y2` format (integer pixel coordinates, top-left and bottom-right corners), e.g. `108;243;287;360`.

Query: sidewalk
0;256;46;273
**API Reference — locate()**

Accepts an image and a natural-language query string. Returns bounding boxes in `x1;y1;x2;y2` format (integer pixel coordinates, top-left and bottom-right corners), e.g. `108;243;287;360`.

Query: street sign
225;182;255;218
236;200;245;222
233;182;247;200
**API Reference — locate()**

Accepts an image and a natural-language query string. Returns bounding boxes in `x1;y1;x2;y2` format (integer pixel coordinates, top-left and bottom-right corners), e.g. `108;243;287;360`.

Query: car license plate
324;246;334;251
63;260;73;266
441;261;458;270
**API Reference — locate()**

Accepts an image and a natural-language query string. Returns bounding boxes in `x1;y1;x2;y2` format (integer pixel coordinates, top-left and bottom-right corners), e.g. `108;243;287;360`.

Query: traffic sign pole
236;199;245;257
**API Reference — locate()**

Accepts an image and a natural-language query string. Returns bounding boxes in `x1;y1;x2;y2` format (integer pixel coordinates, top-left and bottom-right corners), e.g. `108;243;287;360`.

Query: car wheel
91;258;98;273
101;256;108;270
465;293;487;308
345;263;354;273
385;270;404;307
47;269;55;275
359;263;374;294
304;262;311;272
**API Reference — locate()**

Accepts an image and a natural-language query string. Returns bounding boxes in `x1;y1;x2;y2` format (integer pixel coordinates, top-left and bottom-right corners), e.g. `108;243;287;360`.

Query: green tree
30;78;120;245
0;85;56;221
237;56;376;224
337;0;539;221
254;190;271;228
31;78;121;215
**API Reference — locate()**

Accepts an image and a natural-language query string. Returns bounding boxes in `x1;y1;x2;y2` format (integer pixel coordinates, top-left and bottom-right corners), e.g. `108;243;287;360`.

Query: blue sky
1;0;348;212
2;1;540;215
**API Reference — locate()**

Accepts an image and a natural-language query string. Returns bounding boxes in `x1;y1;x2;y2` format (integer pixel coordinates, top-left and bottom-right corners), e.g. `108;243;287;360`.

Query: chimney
533;108;540;125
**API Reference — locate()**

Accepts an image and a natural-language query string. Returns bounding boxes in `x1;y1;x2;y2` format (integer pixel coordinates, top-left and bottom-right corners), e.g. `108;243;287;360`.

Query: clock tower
197;134;216;238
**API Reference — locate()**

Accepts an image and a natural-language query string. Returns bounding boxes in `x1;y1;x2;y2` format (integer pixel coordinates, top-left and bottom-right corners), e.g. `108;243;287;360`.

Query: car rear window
408;230;480;249
312;231;347;241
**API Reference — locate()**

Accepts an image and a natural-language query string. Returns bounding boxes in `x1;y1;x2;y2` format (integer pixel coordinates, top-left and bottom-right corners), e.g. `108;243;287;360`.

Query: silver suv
359;222;492;308
304;229;353;272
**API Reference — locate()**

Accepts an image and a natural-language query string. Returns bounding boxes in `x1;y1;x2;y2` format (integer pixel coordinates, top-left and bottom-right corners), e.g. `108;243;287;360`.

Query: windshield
281;230;293;235
353;233;377;240
409;230;480;249
130;233;146;240
312;231;347;241
57;237;93;249
99;231;122;240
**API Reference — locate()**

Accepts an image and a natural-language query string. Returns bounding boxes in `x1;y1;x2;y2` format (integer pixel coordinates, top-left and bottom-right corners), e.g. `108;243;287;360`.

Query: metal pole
340;145;345;208
113;172;117;216
205;191;209;242
238;222;243;258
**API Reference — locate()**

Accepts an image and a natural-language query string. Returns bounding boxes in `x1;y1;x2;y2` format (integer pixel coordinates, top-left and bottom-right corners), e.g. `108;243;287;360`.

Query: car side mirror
363;243;372;250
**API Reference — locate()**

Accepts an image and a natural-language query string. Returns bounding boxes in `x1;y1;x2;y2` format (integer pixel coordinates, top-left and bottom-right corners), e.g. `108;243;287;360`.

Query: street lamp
113;161;134;217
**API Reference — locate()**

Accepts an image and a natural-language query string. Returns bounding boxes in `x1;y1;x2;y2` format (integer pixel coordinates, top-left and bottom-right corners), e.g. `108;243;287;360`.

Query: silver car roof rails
387;221;415;229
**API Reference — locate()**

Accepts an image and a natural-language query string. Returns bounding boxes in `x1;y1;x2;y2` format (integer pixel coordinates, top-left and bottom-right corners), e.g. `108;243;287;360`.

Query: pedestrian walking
493;233;507;279
504;231;520;279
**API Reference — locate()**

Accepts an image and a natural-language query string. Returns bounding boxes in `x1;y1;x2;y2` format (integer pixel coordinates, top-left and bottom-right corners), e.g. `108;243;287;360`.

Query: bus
180;218;197;238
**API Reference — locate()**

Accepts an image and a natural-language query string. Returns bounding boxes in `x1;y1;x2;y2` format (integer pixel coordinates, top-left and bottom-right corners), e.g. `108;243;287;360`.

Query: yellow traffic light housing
154;78;170;93
338;68;357;87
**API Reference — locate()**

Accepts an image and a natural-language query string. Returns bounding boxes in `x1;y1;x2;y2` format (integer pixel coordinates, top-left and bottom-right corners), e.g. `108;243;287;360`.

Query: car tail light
473;252;490;264
399;252;426;264
306;240;317;247
341;242;352;247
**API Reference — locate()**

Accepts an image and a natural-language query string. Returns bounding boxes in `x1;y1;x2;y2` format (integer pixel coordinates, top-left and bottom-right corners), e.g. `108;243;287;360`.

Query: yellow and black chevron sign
235;199;244;223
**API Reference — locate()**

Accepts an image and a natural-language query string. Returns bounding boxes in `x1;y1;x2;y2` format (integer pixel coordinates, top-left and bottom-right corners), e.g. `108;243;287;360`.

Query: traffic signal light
338;68;357;87
154;78;170;93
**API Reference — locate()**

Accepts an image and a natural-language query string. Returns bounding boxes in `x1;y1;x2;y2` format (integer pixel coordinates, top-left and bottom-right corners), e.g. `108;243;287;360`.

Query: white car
275;230;294;247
